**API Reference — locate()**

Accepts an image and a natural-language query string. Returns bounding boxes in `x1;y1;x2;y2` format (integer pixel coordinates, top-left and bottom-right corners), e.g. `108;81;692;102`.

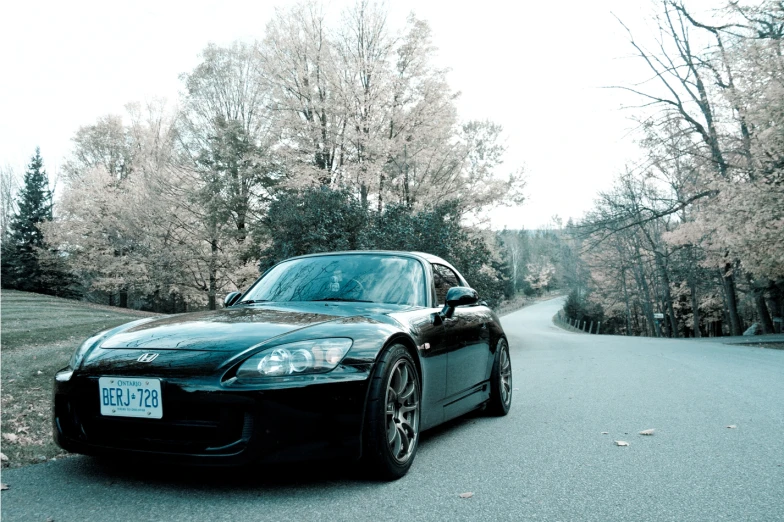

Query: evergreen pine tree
1;148;56;292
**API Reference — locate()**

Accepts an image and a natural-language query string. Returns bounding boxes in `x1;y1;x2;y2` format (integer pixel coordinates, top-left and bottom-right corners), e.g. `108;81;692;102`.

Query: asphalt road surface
3;297;783;522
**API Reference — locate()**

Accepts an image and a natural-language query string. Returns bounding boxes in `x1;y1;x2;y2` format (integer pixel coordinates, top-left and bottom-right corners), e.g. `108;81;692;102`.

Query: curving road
2;298;783;521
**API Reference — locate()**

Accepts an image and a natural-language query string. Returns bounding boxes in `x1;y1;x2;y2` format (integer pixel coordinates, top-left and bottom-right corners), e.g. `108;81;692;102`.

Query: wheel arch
384;333;422;385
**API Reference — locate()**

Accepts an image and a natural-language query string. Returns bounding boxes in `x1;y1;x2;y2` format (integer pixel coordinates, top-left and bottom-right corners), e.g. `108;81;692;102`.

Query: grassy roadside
1;290;159;469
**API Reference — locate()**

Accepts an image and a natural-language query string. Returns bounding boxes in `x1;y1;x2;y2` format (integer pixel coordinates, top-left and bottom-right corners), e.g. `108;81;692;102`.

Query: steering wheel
344;278;366;297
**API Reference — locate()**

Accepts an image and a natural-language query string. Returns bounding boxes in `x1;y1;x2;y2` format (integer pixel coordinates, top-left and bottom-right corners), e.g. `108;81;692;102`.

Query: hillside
0;290;159;468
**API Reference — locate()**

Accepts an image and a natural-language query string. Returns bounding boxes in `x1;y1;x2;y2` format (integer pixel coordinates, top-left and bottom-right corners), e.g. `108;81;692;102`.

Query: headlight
236;338;352;379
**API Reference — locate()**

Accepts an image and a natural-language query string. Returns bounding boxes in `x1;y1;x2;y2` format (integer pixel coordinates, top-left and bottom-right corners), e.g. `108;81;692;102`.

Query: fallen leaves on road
459;492;474;499
0;453;7;462
35;371;43;376
2;433;18;443
639;429;655;436
0;483;8;491
614;440;630;447
601;432;609;435
727;425;737;429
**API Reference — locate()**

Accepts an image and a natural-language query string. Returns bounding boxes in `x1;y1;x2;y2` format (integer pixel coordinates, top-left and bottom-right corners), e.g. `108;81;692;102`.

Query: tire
487;337;512;416
362;344;421;480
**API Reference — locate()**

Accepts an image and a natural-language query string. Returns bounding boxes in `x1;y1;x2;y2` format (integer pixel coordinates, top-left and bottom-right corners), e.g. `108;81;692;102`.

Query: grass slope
1;290;158;468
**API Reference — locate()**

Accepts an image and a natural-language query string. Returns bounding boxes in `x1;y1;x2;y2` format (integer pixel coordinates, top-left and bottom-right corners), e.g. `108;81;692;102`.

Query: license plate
99;377;162;419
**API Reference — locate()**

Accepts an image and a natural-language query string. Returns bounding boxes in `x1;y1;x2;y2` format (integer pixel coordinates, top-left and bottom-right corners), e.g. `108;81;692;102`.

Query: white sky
0;0;720;229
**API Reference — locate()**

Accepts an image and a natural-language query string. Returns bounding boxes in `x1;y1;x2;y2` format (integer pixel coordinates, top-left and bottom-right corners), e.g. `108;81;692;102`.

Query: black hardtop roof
290;250;446;264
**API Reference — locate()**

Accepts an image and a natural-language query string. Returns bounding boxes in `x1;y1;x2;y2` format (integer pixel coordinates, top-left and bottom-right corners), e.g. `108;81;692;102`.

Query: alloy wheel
499;342;512;406
385;358;419;464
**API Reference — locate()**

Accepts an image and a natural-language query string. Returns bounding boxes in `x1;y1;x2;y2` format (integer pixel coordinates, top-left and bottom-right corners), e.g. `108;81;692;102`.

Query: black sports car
53;251;512;479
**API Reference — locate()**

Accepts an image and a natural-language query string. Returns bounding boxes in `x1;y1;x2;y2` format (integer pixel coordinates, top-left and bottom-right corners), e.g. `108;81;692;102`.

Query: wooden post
597;322;601;335
589;321;594;334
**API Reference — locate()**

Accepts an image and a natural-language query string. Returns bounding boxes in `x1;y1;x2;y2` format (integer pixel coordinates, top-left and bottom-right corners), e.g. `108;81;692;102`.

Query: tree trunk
753;287;774;334
622;267;632;336
771;284;784;333
119;288;128;308
690;276;701;338
721;263;742;336
208;238;218;311
631;255;658;337
403;144;411;209
377;173;384;212
665;291;678;337
633;302;643;336
640;227;679;338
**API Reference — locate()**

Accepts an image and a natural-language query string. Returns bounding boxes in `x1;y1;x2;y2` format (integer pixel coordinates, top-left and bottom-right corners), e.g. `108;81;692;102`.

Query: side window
432;264;460;306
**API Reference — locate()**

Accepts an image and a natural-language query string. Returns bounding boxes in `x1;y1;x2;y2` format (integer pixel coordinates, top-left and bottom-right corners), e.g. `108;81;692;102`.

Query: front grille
56;389;252;455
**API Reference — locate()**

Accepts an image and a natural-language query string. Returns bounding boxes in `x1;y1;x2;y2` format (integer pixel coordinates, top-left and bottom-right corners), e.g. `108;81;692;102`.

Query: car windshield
241;254;427;306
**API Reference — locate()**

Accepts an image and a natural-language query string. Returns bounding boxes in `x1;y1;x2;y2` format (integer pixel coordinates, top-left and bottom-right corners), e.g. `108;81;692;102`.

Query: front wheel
487;338;512;416
362;344;421;480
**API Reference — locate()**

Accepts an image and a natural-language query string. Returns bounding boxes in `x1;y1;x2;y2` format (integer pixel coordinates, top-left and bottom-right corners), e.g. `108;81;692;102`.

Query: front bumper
53;373;370;466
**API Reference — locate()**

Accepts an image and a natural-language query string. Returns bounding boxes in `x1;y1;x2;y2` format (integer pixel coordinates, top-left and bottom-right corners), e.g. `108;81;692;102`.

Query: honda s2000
54;251;513;479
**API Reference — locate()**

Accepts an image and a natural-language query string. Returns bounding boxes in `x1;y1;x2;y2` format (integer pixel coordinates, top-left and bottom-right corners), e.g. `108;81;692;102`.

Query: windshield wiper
308;298;373;303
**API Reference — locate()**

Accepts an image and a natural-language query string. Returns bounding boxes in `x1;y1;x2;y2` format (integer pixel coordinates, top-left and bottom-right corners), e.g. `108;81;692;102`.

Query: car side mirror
224;291;241;307
440;286;479;319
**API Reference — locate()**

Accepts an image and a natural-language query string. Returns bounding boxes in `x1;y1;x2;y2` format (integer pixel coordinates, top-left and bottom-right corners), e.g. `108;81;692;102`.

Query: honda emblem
137;353;159;363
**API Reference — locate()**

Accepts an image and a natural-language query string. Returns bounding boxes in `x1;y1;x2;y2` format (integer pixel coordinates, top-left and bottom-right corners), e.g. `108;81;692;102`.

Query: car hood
99;302;409;352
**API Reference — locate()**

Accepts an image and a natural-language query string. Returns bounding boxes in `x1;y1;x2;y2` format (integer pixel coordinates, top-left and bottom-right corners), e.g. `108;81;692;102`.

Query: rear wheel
363;344;420;480
487;338;512;416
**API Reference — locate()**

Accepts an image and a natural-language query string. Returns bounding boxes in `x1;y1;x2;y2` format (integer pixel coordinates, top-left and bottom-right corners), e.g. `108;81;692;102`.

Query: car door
432;264;492;401
397;307;448;431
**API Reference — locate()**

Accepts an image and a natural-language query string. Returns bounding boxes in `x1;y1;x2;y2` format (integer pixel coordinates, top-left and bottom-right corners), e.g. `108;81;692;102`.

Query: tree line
1;1;531;311
562;0;784;337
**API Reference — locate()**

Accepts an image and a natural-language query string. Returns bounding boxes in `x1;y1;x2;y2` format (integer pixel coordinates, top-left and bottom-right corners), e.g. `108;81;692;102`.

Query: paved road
3;298;783;521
